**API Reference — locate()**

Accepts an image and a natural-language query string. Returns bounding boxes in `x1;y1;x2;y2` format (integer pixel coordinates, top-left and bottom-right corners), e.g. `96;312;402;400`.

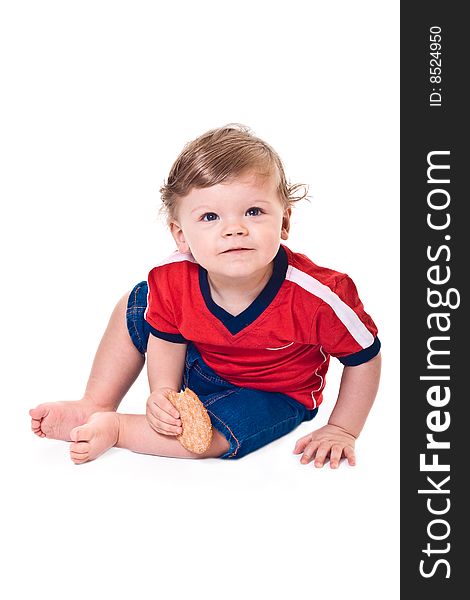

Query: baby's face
170;171;290;282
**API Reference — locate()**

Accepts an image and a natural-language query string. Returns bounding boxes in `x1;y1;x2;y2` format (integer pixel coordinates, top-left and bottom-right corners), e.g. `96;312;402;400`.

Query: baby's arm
294;353;381;468
145;334;187;436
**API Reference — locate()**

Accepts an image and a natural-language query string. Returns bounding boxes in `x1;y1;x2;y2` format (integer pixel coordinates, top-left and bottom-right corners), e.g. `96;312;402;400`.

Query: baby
30;124;381;467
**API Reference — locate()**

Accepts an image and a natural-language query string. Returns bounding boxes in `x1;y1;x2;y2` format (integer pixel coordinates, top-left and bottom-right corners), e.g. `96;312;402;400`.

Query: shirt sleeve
310;275;380;366
144;266;187;344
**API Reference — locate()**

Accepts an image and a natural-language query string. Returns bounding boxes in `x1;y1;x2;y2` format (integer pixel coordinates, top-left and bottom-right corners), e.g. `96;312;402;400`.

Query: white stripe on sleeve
286;266;375;348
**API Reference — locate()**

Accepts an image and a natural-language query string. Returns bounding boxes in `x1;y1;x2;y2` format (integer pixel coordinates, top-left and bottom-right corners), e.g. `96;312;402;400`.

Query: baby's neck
208;264;273;316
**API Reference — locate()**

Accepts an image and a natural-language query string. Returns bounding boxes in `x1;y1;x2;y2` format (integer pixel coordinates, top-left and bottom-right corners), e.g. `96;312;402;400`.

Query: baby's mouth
222;247;253;253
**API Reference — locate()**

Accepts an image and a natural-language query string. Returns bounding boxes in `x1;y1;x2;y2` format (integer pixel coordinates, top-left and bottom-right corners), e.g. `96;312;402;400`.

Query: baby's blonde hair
160;124;308;221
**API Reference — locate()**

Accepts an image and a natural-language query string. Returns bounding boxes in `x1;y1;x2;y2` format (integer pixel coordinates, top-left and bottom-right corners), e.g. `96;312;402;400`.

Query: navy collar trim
198;245;288;335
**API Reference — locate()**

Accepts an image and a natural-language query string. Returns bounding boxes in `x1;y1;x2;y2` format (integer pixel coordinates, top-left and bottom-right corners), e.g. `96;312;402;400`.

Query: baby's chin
210;260;273;280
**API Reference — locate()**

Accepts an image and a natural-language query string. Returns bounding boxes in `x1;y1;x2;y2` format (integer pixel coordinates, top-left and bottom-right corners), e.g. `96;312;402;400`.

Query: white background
1;1;399;599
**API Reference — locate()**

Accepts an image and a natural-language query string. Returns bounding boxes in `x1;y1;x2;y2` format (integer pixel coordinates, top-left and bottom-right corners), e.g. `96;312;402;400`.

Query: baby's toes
31;419;45;437
69;425;92;463
29;405;47;420
30;406;47;437
70;424;91;443
70;449;89;464
70;440;90;464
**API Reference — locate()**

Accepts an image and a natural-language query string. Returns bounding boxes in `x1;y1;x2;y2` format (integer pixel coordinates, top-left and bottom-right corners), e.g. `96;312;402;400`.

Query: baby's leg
69;412;230;464
30;290;145;441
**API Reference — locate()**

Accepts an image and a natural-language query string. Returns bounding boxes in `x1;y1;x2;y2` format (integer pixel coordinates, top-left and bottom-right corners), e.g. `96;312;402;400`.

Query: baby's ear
170;221;190;253
281;207;291;240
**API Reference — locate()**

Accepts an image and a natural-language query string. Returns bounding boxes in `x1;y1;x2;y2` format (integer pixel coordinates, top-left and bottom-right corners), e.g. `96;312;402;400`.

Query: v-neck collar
198;245;288;335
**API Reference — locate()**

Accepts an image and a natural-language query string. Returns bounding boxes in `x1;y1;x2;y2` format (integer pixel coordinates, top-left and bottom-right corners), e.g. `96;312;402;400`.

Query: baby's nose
223;222;248;236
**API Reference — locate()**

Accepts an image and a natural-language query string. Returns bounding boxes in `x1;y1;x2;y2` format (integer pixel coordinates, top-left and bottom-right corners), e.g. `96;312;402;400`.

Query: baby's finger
329;444;344;469
153;405;181;427
343;445;356;466
146;410;159;431
300;440;319;465
148;392;180;420
146;411;168;434
293;433;313;454
313;442;331;468
147;405;182;435
160;423;183;436
158;395;181;420
147;412;182;436
148;397;181;425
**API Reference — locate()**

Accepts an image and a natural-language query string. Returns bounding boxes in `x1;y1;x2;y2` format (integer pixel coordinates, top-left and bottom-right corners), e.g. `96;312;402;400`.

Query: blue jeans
126;281;317;459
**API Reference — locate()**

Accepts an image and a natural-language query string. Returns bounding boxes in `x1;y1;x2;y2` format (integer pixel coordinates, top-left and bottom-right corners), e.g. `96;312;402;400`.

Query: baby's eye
201;212;219;222
246;207;263;217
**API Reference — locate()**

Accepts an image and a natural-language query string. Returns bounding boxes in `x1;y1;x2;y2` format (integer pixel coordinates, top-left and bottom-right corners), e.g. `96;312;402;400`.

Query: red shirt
145;245;380;409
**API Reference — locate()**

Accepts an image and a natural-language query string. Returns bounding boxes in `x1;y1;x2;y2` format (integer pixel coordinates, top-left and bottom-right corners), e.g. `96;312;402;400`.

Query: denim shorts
126;281;317;459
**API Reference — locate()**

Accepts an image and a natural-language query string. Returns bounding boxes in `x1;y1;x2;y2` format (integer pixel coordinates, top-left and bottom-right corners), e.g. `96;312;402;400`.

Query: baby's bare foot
29;400;106;441
69;412;119;464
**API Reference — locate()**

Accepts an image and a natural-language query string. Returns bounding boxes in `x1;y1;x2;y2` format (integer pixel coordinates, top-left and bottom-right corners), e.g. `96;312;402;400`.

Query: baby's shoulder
285;247;349;292
148;250;199;291
153;250;198;271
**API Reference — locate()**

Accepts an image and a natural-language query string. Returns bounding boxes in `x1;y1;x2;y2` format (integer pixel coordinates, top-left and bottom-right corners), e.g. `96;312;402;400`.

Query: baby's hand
146;388;182;436
293;423;356;469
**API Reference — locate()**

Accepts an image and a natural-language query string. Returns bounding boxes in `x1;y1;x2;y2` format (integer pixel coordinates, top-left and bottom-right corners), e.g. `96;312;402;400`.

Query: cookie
168;388;213;454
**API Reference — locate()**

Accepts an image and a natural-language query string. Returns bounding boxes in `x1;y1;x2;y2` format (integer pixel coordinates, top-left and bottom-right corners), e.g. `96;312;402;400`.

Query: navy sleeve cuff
148;325;187;344
338;336;381;366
